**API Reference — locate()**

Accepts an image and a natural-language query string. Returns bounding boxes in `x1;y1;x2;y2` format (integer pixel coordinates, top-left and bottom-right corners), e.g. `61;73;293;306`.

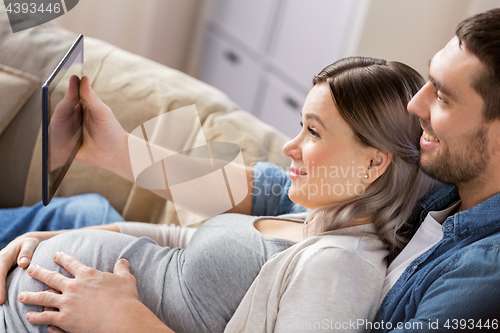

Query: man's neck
457;174;500;211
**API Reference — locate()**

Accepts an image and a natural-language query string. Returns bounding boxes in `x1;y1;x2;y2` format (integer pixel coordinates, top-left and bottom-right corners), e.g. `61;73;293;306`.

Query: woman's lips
290;167;307;179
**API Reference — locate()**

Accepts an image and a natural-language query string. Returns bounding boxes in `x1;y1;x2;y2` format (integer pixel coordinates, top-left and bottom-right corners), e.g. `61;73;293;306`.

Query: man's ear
491;121;500;157
362;151;393;184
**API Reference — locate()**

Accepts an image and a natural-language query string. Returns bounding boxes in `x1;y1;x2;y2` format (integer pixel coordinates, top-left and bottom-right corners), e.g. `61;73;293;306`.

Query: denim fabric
251;162;306;216
0;194;124;249
372;184;500;332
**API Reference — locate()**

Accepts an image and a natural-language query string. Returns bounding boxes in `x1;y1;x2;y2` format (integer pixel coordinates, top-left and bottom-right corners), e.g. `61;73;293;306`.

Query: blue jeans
0;194;124;249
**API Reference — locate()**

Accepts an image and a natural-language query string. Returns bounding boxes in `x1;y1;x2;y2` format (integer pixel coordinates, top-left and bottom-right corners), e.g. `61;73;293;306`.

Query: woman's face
282;83;374;209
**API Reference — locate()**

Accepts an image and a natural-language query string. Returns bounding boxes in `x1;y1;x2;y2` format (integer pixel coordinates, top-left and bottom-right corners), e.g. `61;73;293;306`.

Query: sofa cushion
0;10;77;207
0;65;38;136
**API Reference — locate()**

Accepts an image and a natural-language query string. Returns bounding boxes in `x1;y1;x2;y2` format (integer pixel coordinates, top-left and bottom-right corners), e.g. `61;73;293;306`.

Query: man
373;8;500;332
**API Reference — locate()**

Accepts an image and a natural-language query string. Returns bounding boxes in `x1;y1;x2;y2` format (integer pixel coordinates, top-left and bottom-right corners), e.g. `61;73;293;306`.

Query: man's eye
300;121;303;127
434;91;445;103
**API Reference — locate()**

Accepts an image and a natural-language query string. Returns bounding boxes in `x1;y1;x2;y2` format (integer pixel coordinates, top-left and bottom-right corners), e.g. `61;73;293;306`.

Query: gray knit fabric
1;214;296;333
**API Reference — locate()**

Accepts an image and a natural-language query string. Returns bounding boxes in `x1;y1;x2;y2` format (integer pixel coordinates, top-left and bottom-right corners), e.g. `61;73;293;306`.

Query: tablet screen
42;34;84;205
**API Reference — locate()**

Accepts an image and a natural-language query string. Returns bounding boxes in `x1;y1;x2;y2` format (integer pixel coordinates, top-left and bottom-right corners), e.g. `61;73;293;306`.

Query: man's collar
419;183;459;221
420;184;500;240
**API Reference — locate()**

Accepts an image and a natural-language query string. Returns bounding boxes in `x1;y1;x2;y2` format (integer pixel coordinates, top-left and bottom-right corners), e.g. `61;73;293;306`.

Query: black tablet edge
42;34;84;206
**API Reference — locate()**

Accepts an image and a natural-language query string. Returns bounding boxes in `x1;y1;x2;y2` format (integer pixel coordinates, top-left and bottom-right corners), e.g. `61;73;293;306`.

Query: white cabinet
199;31;262;112
199;0;367;136
270;0;362;90
210;0;279;52
258;74;306;139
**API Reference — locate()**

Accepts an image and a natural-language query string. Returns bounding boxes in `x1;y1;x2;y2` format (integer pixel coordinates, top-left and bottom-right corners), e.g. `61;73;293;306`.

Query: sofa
0;11;291;225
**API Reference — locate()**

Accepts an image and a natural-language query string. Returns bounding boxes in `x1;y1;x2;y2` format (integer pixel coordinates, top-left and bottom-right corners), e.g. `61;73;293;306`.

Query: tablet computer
42;34;84;205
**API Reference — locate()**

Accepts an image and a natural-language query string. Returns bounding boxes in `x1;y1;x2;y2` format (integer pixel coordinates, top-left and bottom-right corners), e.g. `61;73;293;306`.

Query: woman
0;57;436;333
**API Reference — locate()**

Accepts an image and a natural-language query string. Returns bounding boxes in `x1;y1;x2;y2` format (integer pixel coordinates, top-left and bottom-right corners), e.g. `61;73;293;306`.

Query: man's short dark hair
456;8;500;121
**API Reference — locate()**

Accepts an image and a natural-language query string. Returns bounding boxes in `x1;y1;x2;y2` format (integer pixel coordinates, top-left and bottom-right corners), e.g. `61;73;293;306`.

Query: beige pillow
0;64;39;136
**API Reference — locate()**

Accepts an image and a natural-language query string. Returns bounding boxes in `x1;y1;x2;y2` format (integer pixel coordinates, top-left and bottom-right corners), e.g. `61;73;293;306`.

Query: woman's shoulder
290;225;388;273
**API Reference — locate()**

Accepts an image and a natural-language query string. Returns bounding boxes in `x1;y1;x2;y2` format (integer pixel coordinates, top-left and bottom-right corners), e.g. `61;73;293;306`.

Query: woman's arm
76;76;255;216
115;222;196;248
19;252;176;333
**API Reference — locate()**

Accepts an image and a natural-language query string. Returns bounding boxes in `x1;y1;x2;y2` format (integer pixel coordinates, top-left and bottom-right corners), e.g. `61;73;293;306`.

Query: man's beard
419;125;490;186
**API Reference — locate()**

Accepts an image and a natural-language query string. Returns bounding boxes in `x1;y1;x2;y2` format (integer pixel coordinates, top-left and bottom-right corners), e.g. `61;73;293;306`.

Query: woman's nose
282;135;302;160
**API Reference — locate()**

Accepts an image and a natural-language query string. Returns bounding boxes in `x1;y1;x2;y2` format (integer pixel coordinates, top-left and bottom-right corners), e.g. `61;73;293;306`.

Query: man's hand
19;252;175;333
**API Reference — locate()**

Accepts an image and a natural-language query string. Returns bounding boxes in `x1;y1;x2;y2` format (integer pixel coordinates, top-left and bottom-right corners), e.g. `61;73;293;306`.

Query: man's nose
408;82;433;121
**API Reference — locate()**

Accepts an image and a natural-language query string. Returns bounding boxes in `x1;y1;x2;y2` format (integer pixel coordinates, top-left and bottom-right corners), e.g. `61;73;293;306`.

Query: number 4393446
5;2;61;14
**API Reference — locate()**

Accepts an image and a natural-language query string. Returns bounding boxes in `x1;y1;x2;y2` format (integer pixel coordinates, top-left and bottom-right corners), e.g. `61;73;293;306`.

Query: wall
54;0;207;73
354;0;500;77
355;0;470;77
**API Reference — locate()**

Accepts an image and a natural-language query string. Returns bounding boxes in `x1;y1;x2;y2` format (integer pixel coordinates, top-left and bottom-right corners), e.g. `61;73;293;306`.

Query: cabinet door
199;31;262;113
258;74;307;139
270;0;364;90
210;0;278;52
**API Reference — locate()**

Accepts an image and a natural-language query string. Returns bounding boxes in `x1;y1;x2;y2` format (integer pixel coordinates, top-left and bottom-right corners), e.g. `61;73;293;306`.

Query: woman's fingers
26;264;67;291
0;247;14;304
53;75;81;118
17;237;39;268
0;236;41;304
79;76;112;119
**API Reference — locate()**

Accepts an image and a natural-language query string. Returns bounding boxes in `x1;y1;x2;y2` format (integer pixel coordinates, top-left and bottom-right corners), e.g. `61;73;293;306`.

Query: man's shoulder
435;230;500;277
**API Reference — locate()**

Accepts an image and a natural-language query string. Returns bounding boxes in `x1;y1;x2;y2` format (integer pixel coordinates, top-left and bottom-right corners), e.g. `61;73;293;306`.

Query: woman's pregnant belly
2;230;183;333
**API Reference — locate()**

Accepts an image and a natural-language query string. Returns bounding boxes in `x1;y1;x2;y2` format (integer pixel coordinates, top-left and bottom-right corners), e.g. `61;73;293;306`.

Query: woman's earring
364;174;369;179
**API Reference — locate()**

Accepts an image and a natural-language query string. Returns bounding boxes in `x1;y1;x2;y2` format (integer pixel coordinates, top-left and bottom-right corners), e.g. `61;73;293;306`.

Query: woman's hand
49;75;83;171
19;252;175;333
76;76;134;181
0;231;58;304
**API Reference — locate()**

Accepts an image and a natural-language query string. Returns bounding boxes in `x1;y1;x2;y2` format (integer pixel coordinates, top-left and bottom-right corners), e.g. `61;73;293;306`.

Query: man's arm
386;248;500;332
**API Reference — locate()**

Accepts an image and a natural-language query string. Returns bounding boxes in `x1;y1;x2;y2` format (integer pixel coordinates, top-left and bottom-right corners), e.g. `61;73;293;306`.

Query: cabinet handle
224;50;240;64
284;96;299;110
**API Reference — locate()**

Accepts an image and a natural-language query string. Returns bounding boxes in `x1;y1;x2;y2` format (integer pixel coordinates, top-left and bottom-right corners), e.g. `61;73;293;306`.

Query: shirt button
412;265;418;270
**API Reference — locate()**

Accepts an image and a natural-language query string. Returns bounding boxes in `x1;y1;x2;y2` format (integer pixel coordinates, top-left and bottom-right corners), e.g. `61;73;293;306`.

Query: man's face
407;37;491;186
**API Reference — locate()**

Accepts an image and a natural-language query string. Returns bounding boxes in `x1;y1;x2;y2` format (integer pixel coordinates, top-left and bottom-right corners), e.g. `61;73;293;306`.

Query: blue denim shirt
373;184;500;332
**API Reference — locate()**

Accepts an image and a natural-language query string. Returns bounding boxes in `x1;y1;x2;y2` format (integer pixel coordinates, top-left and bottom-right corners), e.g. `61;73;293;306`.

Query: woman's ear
362;151;393;184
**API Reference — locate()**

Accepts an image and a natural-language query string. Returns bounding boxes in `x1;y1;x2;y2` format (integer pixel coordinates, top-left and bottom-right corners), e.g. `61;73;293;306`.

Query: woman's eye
300;121;303;127
308;126;319;137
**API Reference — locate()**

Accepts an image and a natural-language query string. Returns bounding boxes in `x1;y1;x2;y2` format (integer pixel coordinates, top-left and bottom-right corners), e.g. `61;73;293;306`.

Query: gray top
1;214;297;333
